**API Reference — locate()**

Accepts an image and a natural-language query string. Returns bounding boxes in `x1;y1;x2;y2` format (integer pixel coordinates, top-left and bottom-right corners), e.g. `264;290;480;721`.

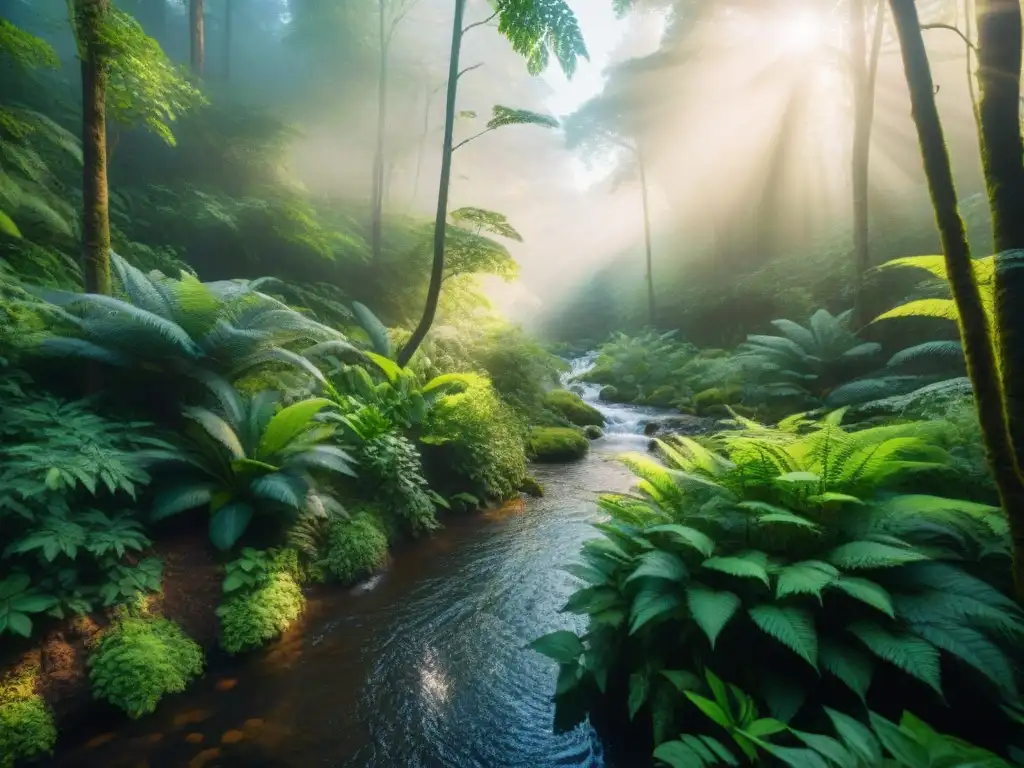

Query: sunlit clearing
778;10;825;55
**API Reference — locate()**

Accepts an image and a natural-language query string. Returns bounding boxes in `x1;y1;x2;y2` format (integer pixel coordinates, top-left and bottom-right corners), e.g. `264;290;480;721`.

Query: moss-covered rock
325;512;388;585
584;424;604;439
88;614;204;719
645;385;678;407
543;389;605;427
598;386;618;402
217;570;305;654
693;388;727;413
0;667;56;768
520;475;545;497
527;427;589;462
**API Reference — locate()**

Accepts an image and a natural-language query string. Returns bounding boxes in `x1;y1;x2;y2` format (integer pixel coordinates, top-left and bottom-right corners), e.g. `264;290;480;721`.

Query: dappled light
2;0;1024;766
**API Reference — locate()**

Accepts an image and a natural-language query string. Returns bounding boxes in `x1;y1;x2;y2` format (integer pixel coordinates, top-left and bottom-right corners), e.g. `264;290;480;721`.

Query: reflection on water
53;435;642;768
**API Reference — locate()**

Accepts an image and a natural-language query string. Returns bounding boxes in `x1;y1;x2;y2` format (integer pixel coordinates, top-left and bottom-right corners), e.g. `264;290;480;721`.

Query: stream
55;358;683;768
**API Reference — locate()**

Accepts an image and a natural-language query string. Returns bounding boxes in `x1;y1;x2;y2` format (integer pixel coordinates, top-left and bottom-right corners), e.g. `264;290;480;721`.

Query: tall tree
75;0;113;295
849;0;886;326
888;0;1024;598
190;0;204;75
396;0;587;366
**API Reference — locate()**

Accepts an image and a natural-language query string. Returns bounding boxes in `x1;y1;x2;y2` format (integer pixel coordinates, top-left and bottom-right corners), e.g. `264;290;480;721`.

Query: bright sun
779;12;823;54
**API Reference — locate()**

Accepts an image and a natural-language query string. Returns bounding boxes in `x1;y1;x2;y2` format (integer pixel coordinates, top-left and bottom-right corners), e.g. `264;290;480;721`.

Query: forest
1;0;1024;765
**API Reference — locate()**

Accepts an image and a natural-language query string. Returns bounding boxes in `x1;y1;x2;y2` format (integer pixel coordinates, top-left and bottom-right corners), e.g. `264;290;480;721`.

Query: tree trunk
637;146;655;327
223;0;232;81
190;0;204;76
77;0;112;296
370;0;388;267
396;0;466;366
889;0;1024;600
850;0;885;327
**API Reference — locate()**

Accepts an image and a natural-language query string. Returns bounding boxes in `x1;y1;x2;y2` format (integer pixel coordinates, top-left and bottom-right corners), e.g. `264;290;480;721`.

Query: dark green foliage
544;389;605;427
534;413;1023;756
422;374;528;500
527;427;589;462
325;511;388;585
88;613;203;718
150;381;355;550
0;667;56;768
581;329;697;404
222;547;275;595
354;428;438;539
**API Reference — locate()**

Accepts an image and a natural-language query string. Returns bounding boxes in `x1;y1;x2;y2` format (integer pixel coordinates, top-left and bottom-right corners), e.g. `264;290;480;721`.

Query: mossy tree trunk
976;0;1024;480
889;0;1024;599
190;0;204;76
396;0;466;366
76;0;112;296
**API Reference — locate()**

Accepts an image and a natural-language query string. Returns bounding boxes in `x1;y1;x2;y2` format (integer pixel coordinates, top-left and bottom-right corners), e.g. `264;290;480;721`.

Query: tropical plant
148;380;355;550
738;309;881;404
217;566;305;654
532;412;1024;754
0;666;56;768
580;329;697;403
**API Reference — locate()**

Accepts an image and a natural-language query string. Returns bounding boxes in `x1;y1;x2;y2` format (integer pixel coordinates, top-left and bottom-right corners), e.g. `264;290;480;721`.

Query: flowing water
55;360;676;768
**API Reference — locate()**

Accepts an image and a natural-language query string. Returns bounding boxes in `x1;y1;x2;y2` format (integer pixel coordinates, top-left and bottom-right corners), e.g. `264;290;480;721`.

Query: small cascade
561;355;682;438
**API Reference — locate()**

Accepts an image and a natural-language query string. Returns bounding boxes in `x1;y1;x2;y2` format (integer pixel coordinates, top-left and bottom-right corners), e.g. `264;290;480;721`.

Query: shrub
325;512;388;585
88;615;203;718
533;413;1024;755
579;329;697;400
527;427;589;462
0;668;56;768
217;569;305;654
520;476;545;497
544;389;605;427
422;374;527;501
356;430;438;538
584;425;604;439
598;385;619;402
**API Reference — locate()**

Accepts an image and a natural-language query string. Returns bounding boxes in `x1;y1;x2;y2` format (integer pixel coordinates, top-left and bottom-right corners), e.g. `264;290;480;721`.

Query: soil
0;527;222;731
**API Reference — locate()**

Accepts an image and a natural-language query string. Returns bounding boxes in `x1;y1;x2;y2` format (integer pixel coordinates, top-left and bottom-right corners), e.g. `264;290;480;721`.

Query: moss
644;385;678;407
520;475;545;497
584;424;604;439
0;667;56;768
325;512;388;585
527;427;589;462
217;570;305;654
693;387;727;413
543;389;605;427
598;385;618;402
88;616;203;719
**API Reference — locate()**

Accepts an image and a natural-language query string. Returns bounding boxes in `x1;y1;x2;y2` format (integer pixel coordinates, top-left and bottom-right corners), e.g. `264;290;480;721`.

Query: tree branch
921;23;978;51
462;10;498;36
457;62;483;79
452;127;493;151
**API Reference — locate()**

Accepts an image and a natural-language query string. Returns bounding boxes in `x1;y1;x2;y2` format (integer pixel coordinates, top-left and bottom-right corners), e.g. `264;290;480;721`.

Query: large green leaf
829;577;894;617
626;550;688;584
528;630;584;663
0;208;21;237
847;621;942;694
819;639;874;701
826;541;927;570
351;301;392;357
209;501;254;551
702;551;770;587
257;397;333;459
749;604;818;668
686;586;741;648
629;586;681;634
184;406;246;460
151;482;215;521
645;524;715;557
776;561;837;600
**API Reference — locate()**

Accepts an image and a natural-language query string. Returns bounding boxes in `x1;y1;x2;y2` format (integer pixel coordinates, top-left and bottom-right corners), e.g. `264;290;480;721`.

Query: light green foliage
217;569;305;654
150;381;355;551
0;20;57;70
534;413;1023;754
581;329;697;404
222;548;274;595
422;374;528;500
527;427;589;462
544;389;604;427
355;426;438;538
88;615;203;718
738;309;880;405
495;0;589;76
98;10;206;146
325;512;388;585
0;667;56;768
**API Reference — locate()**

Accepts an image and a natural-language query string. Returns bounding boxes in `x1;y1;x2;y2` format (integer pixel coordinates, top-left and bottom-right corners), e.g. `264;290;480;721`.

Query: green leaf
628;671;648;720
776;561;837;600
351;301;392;357
824;708;883;765
685;691;731;729
830;577;894;617
645;524;715;557
555;661;581;696
702;552;770;587
0;209;22;237
10;594;58;613
660;669;702;693
527;630;584;663
629;587;681;634
209;501;254;551
847;621;942;694
789;730;858;768
152;483;215;521
626;550;688;584
257;397;333;459
184;406;245;459
775;471;820;484
819;639;874;701
686;586;741;648
826;540;927;570
560;586;620;615
867;712;930;766
749;604;818;668
6;611;32;637
746;718;789;738
365;351;403;382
